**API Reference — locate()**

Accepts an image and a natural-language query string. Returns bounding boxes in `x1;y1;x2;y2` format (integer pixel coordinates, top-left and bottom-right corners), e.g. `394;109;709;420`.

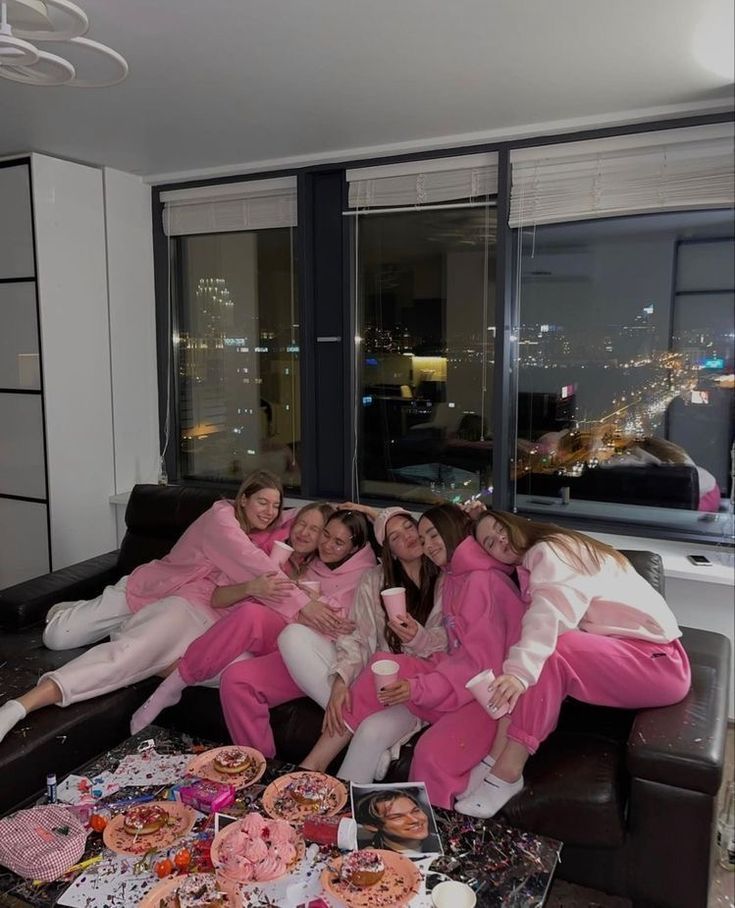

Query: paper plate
210;814;305;884
186;746;267;790
261;770;347;822
102;801;197;856
321;849;422;908
138;872;240;907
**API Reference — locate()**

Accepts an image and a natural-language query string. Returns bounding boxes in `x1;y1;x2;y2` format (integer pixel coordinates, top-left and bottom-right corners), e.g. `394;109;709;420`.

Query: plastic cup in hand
372;658;400;693
432;880;477;908
300;580;321;596
271;540;294;567
381;587;407;622
465;668;510;718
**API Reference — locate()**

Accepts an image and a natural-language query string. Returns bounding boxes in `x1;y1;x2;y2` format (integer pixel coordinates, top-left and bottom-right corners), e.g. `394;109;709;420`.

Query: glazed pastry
175;873;231;907
287;775;328;807
122;804;168;835
340;849;386;888
213;748;257;777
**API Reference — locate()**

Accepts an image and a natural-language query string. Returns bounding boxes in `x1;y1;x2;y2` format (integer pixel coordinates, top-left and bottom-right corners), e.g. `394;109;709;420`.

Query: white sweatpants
43;576;131;651
43;597;214;707
338;706;420;782
277;623;337;709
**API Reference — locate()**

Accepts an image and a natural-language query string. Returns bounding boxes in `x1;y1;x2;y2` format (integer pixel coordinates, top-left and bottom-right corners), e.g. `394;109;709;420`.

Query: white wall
103;167;159;512
32;153;118;570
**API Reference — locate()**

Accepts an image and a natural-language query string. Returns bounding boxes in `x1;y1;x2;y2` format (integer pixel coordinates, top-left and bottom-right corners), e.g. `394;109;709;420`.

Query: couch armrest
0;551;121;630
626;627;730;796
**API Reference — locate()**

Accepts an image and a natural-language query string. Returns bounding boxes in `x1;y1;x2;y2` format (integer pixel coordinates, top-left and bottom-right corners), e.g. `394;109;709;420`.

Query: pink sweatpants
410;633;691;808
219;652;303;757
178;602;287;686
342;652;447;731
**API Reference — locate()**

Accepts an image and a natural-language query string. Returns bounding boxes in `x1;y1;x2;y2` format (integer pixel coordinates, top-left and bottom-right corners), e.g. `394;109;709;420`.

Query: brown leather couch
0;483;730;908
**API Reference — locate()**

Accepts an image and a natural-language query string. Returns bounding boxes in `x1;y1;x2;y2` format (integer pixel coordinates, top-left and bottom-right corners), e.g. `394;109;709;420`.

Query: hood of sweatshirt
304;543;378;616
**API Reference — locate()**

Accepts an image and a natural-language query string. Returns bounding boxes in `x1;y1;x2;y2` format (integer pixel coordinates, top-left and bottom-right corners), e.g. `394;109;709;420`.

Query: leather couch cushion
117;485;224;576
0;628;156;814
517;463;699;510
0;552;120;630
504;732;628;847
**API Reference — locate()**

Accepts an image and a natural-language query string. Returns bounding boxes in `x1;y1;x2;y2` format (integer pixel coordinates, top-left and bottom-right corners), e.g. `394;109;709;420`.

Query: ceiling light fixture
0;0;128;87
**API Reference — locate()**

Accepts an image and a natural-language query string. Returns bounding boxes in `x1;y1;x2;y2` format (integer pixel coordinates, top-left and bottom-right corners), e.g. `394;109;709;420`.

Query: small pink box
178;779;235;813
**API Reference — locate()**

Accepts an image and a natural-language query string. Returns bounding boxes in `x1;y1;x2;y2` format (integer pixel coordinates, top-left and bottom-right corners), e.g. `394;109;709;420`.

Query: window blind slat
509;124;735;227
162;177;297;236
347;153;498;208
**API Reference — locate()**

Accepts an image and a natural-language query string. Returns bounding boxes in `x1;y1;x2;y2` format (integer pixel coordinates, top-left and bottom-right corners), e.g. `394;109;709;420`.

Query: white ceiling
1;0;733;183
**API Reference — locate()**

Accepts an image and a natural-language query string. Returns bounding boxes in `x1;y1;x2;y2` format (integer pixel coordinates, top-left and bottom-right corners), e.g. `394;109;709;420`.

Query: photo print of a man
352;783;442;857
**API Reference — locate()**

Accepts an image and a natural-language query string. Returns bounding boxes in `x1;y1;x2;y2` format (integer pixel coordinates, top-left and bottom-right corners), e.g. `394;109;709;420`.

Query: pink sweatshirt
300;543;378;625
408;536;525;713
124;501;309;622
504;541;683;688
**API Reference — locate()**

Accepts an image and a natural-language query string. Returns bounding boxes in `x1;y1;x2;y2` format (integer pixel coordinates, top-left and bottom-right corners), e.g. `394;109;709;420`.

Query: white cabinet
0;156;117;587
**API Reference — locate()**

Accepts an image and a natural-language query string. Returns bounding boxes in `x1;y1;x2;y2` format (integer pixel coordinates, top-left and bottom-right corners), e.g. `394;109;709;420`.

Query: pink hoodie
300;543;378;627
408;536;524;713
124;501;309;622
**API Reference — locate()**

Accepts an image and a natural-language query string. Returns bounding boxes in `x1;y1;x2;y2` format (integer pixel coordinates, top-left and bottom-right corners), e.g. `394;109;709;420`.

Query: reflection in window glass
515;210;734;526
177;230;300;489
356;207;496;504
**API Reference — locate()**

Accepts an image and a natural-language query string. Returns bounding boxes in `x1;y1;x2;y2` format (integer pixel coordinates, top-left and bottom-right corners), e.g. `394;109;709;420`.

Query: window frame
152;112;734;545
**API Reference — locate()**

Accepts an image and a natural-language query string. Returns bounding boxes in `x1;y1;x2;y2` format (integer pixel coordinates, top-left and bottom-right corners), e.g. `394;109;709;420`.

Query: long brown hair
379;514;439;654
419;503;474;563
321;510;370;569
478;509;628;573
233;470;284;532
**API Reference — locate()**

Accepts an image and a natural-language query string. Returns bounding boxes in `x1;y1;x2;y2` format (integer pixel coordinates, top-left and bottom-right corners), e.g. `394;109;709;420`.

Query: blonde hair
477;509;628;574
233;470;284;532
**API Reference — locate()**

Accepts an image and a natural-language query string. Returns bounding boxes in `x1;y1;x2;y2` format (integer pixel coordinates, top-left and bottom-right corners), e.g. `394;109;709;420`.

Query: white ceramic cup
432;880;477;908
300;580;321;596
271;540;294;567
465;668;510;718
380;587;407;621
371;658;400;692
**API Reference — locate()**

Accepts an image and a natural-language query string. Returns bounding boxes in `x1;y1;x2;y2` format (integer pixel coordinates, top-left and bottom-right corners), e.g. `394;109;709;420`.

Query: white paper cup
465;668;510;718
300;580;321;596
372;658;400;692
271;540;294;567
381;587;407;621
432;880;477;908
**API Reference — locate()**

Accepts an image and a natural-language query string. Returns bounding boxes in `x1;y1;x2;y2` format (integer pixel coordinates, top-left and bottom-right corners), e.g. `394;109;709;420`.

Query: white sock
456;755;496;800
45;600;77;622
454;772;524;819
130;670;186;735
0;700;27;744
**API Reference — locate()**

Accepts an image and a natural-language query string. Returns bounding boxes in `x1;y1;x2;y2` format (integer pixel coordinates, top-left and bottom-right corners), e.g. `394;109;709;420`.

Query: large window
175;228;300;489
355;206;496;503
156;122;734;544
514;211;734;532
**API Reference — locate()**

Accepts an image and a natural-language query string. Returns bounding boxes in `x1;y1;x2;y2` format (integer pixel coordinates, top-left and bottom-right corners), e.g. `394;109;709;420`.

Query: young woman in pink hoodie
0;471;312;745
453;507;690;818
131;511;377;756
313;503;526;809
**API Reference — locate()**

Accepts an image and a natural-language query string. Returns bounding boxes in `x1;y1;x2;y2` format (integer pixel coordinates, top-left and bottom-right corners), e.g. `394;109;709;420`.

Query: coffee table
0;727;560;907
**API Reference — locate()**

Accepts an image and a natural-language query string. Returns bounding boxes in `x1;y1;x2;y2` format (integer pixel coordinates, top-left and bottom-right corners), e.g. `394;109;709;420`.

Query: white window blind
347;152;498;209
161;176;297;236
509;123;735;227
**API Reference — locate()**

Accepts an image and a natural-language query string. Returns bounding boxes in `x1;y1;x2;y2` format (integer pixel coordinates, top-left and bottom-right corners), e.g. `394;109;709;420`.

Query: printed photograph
350;782;443;857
